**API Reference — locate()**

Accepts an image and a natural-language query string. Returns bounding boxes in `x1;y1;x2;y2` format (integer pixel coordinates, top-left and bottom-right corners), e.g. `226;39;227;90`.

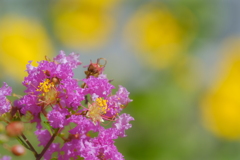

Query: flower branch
0;51;134;160
36;128;60;160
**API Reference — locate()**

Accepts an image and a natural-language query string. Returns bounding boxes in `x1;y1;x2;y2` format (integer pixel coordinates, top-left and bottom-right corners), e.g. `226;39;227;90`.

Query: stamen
36;79;54;93
36;79;58;106
87;97;108;125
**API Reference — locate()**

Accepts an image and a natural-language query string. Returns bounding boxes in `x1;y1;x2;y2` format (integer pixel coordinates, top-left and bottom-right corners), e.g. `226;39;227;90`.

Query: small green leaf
43;121;53;135
41;115;53;135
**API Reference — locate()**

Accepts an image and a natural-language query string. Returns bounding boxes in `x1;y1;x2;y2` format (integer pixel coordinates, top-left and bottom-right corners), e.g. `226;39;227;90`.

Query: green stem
36;128;60;160
21;133;38;157
16;136;31;150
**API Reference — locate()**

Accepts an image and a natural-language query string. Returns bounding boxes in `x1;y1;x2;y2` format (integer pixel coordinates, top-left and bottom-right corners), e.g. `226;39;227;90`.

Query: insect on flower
81;58;107;89
84;58;107;78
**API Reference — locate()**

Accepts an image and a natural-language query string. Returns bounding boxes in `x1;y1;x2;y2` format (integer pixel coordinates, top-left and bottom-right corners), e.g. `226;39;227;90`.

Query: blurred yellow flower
124;3;194;69
201;39;240;140
0;15;53;79
51;0;119;50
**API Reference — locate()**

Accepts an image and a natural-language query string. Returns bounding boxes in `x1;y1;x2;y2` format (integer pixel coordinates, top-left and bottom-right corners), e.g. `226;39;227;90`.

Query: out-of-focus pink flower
0;82;12;115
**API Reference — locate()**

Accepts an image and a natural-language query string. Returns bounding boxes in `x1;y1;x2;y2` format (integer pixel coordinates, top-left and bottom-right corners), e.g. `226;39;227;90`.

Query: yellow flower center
36;79;57;105
96;97;107;108
36;79;55;94
87;97;108;125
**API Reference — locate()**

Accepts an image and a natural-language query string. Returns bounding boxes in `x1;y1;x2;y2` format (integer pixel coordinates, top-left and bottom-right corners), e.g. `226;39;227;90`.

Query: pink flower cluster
0;51;134;160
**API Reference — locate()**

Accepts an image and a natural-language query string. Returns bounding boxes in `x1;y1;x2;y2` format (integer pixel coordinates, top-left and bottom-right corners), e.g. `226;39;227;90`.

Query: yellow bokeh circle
0;15;53;79
201;39;240;140
124;3;195;69
51;0;119;50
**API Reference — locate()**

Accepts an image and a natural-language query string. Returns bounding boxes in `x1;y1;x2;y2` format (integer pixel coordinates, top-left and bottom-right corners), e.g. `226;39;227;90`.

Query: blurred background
1;0;240;159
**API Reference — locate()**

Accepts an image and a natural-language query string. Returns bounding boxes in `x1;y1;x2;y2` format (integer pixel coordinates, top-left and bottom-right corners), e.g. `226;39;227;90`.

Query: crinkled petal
113;113;134;137
54;50;81;69
35;129;51;147
15;95;41;115
58;78;84;110
0;82;12;96
68;115;98;134
48;108;68;128
0;82;12;115
82;75;114;99
116;85;132;105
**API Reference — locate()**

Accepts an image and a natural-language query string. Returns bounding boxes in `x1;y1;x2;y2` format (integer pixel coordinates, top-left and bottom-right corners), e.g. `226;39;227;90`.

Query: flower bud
52;77;59;84
44;70;51;76
6;121;24;137
11;145;25;156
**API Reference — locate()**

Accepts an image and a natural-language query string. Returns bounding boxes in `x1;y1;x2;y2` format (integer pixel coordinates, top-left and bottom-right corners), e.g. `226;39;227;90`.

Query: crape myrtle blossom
0;82;12;115
15;51;84;121
2;51;133;160
59;114;133;160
